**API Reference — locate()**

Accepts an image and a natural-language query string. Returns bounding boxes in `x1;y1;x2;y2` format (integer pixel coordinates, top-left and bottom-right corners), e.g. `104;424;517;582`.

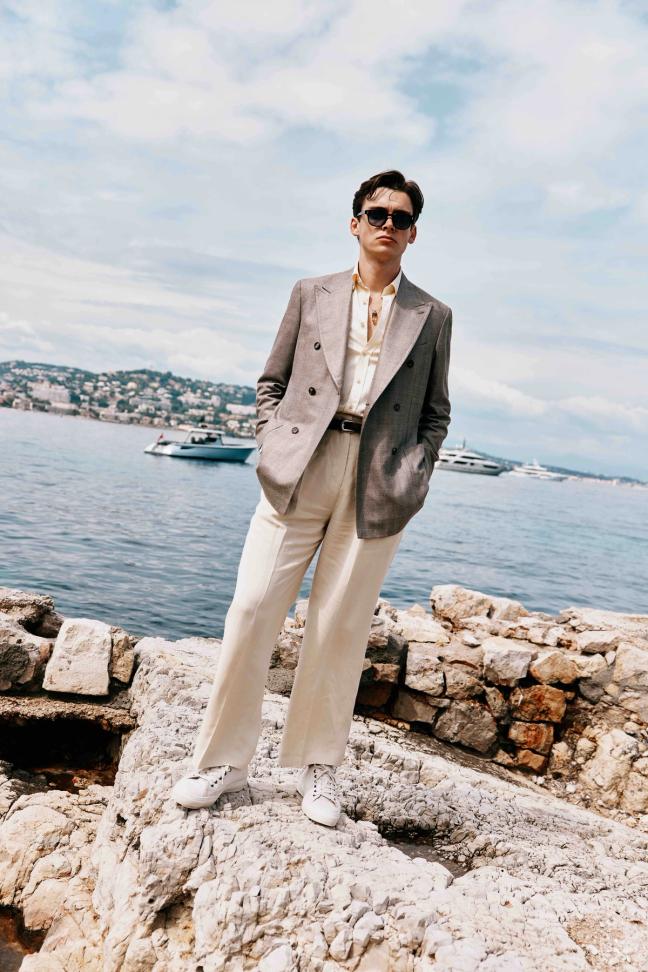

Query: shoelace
191;764;230;787
311;764;338;804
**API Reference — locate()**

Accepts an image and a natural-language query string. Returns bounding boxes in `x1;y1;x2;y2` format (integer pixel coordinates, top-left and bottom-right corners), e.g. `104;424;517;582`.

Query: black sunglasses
357;207;416;231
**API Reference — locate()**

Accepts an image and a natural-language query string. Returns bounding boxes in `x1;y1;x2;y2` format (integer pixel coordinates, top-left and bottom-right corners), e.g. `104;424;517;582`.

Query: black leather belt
328;415;362;434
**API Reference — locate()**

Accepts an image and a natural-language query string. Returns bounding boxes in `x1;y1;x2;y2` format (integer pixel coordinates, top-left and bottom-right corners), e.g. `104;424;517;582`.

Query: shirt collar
352;259;403;295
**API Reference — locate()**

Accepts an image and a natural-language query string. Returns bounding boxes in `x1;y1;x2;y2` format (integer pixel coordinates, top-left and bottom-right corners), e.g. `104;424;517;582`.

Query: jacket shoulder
294;268;353;291
406;277;452;319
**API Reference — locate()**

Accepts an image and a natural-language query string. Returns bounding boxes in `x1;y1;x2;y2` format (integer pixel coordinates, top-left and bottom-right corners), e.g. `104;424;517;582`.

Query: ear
408;224;417;244
349;215;360;238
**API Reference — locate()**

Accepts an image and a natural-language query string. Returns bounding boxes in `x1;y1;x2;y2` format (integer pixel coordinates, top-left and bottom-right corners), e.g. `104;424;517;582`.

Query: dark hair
352;169;424;222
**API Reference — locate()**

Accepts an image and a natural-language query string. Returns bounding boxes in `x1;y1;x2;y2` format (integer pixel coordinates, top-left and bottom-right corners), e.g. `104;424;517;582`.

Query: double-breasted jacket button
406;358;414;368
314;341;321;349
291;426;299;434
391;446;398;454
308;386;316;395
393;403;401;411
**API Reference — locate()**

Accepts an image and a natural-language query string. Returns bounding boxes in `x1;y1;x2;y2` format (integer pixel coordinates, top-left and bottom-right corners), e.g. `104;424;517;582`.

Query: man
172;169;452;827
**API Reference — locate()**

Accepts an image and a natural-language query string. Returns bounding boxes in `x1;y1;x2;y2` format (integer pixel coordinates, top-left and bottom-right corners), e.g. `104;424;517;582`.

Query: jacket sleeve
419;306;452;473
255;279;302;444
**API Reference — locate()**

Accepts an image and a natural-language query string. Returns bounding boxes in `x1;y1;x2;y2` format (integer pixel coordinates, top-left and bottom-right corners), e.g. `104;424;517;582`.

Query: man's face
350;186;417;263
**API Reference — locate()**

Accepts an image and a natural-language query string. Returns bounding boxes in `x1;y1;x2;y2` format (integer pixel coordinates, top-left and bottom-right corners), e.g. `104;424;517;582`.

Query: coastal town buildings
0;360;256;438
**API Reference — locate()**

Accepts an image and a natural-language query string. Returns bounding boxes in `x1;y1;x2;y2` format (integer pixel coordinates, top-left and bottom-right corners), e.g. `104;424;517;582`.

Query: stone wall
273;584;648;829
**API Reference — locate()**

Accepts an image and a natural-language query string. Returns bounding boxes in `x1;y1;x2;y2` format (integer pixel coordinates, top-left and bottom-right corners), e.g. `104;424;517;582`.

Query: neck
357;253;401;292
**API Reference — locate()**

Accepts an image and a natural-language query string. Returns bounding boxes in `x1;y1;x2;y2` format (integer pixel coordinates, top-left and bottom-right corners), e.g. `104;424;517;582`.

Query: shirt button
391;446;398;454
406;359;414;368
393;403;401;411
308;387;316;395
314;341;321;349
291;426;299;434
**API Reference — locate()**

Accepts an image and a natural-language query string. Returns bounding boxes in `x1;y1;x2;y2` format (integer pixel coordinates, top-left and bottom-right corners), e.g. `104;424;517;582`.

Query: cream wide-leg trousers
191;424;404;772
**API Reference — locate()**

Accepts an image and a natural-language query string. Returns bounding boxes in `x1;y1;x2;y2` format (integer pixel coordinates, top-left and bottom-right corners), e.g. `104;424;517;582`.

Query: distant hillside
0;360;257;435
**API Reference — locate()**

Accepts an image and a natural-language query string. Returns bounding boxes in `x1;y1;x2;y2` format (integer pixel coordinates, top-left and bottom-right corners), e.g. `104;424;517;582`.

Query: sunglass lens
366;208;388;226
392;211;414;230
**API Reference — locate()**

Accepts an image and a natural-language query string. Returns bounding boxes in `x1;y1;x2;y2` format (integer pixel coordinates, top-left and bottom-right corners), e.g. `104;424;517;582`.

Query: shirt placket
356;285;391;413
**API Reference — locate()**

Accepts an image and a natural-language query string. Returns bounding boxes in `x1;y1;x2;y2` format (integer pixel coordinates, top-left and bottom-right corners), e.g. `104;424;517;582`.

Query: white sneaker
297;763;341;827
171;764;248;809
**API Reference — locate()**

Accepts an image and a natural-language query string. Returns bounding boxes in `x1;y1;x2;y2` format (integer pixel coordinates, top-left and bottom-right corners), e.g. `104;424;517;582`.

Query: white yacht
144;426;256;462
508;459;567;481
437;440;507;476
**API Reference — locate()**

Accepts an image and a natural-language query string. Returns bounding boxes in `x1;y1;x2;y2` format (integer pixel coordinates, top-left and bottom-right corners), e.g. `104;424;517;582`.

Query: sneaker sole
173;777;248;810
301;801;341;827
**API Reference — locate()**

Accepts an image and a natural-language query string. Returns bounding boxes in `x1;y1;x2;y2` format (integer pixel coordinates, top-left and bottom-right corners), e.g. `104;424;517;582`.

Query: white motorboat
437;440;506;475
508;459;567;481
144;426;257;462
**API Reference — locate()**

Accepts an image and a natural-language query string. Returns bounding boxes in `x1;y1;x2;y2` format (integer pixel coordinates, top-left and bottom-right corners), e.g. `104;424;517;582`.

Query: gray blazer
255;266;452;539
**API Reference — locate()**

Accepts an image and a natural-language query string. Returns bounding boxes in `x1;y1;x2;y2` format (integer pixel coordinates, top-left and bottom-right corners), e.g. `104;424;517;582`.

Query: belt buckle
340;418;358;433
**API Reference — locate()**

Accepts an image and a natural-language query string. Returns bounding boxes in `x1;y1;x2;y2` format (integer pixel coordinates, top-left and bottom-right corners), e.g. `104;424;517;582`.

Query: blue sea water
2;408;647;641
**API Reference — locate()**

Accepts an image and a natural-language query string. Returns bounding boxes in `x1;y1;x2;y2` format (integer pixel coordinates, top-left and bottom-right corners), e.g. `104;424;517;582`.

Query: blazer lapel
364;272;432;411
314;269;354;392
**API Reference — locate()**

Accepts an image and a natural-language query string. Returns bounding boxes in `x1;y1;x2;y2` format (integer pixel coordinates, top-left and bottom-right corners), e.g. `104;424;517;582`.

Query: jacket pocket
257;419;284;451
403;442;427;478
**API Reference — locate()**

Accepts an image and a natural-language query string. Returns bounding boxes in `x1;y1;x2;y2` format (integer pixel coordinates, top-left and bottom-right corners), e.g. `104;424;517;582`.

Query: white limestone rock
43;618;113;696
0;616;53;691
617;689;648;725
458;616;504;641
395;611;450;645
482;637;535;685
404;643;445;695
0;775;109;970
579;729;639;807
0;587;63;637
430;585;527;626
444;666;483;699
621;772;648;813
560;607;648;642
570;653;608;678
613;642;648;691
271;629;302;669
498;616;565;647
568;629;623;653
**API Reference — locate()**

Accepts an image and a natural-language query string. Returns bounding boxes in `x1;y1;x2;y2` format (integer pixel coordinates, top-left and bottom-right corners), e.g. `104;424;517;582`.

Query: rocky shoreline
1;584;648;970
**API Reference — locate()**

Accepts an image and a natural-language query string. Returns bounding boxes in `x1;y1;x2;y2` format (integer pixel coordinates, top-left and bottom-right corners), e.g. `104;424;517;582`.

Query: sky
0;0;647;479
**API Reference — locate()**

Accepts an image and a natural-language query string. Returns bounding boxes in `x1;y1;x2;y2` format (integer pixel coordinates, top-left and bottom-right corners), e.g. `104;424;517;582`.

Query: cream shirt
337;260;403;418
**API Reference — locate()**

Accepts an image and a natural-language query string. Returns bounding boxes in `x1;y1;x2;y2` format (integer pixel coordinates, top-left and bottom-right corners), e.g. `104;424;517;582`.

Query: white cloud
452;368;648;437
559;395;648;431
452;367;547;417
0;311;54;354
459;0;648;166
0;234;238;318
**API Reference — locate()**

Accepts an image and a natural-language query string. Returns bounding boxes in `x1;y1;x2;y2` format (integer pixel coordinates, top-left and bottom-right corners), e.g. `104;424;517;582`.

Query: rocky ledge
1;585;648;971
